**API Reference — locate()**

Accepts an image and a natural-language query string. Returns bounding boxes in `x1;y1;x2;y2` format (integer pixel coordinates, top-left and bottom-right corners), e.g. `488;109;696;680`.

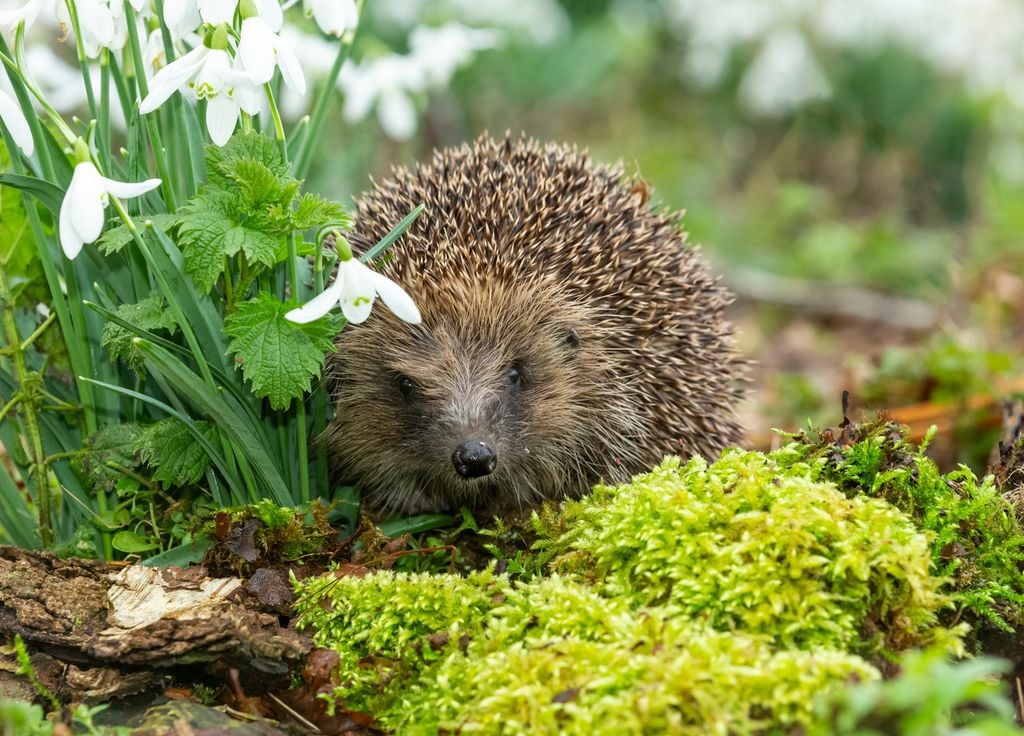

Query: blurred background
302;0;1024;472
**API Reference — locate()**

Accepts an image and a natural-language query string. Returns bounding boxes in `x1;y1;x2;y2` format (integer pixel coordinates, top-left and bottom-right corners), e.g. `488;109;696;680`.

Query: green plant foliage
177;133;347;294
223;292;337;409
139;418;216;487
295;451;963;734
779;421;1024;636
0;699;51;736
100;294;178;373
813;648;1023;736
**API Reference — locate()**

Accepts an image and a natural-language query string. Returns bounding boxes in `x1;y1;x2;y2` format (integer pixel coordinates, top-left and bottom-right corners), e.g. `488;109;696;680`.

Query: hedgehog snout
452;440;498;479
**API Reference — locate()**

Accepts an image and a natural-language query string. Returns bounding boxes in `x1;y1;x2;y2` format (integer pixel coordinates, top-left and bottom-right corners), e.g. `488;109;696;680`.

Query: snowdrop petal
308;0;356;37
235;81;263;115
65;163;106;252
0;87;33;156
339;261;377;325
206;94;239;146
58;193;85;260
275;40;306;94
368;270;421;324
238;17;276;84
285;277;345;324
197;0;235;24
0;0;41;29
163;0;200;37
140;45;207;113
101;176;162;198
255;0;282;31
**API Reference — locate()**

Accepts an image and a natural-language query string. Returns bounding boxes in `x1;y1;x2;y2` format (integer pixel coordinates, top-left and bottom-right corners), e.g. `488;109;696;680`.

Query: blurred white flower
408;22;501;86
69;0;122;57
339;55;425;140
58;160;160;259
141;44;262;145
286;256;421;325
237;14;305;92
0;84;33;155
738;29;829;116
162;0;201;37
303;0;356;37
0;0;42;31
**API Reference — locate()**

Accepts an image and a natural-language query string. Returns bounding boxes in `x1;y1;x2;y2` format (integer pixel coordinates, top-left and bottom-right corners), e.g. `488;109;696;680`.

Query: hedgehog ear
564;327;581;352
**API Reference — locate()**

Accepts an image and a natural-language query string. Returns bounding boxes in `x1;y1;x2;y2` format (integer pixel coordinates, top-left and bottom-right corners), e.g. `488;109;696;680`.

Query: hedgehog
320;134;746;515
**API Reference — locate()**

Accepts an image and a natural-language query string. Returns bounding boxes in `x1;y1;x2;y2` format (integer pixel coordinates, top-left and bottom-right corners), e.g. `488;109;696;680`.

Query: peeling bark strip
0;546;310;703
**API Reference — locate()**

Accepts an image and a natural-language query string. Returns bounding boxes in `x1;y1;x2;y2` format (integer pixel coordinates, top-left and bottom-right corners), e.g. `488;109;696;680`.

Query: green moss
779;421;1024;635
295;450;963;734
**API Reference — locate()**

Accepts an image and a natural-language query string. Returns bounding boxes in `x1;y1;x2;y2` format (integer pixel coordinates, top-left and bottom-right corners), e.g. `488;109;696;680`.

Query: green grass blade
360;204;425;263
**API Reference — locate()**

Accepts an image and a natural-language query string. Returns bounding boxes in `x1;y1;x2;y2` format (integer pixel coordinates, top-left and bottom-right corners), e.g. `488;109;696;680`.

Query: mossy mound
779;420;1024;637
295;450;963;734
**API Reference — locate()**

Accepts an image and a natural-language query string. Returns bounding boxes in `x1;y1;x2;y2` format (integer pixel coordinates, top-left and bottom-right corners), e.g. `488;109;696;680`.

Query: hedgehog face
320;279;624;514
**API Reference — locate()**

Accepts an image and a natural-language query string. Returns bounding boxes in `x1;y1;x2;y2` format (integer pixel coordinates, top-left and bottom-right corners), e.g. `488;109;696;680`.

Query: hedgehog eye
397;374;417;399
506;364;524;387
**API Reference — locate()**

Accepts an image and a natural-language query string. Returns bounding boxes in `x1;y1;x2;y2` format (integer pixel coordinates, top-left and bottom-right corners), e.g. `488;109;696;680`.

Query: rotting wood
0;546;311;704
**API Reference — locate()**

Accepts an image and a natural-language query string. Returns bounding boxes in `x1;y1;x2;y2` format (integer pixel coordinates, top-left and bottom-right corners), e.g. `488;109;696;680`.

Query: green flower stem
293;0;364;179
98;51;112;172
124;5;177;211
311;235;328;494
293;35;357;180
0;261;53;548
63;0;99;123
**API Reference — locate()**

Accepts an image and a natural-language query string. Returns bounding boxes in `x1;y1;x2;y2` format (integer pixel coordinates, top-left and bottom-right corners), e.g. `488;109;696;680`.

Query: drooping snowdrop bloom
58;154;161;260
303;0;356;38
140;30;263;145
339;56;425;140
0;83;33;156
0;0;43;31
408;23;502;87
237;0;305;93
286;240;420;326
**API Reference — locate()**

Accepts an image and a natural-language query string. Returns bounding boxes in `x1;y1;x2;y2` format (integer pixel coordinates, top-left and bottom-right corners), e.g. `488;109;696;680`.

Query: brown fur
321;134;746;514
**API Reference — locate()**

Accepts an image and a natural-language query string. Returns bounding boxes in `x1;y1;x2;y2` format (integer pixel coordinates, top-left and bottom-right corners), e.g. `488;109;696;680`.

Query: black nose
452;440;497;479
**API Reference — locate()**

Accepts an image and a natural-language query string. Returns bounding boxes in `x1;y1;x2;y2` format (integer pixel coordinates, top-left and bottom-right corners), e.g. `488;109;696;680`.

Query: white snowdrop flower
59;155;161;260
408;23;502;87
277;25;336;118
0;0;42;31
162;0;200;37
141;31;263;145
237;2;305;93
286;247;421;326
0;82;33;156
196;0;236;24
339;56;425;140
303;0;356;38
68;0;119;57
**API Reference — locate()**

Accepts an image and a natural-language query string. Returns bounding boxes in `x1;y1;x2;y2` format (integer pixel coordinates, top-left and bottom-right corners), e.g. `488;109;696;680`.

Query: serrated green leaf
177;209;231;293
100;294;178;373
206;131;288;186
141;418;215;487
112;530;159;553
224;224;280;266
98;213;178;255
75;424;147;494
291;193;349;231
224;292;338;410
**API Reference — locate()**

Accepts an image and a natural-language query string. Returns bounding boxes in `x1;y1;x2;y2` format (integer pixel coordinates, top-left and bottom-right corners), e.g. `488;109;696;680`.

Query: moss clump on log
295;450;963;734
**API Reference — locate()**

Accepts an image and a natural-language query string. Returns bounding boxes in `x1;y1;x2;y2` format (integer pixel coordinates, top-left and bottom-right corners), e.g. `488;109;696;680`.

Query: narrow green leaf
142;536;213;567
361;204;426;263
378;514;457;537
0;173;64;214
112;530;159;553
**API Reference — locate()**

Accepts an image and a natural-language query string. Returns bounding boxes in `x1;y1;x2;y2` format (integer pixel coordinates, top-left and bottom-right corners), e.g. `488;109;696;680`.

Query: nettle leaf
101;294;178;373
98;213;178;255
224;292;338;409
222;158;300;213
206;131;288;186
75;423;147;494
291;193;349;231
141;418;215;487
